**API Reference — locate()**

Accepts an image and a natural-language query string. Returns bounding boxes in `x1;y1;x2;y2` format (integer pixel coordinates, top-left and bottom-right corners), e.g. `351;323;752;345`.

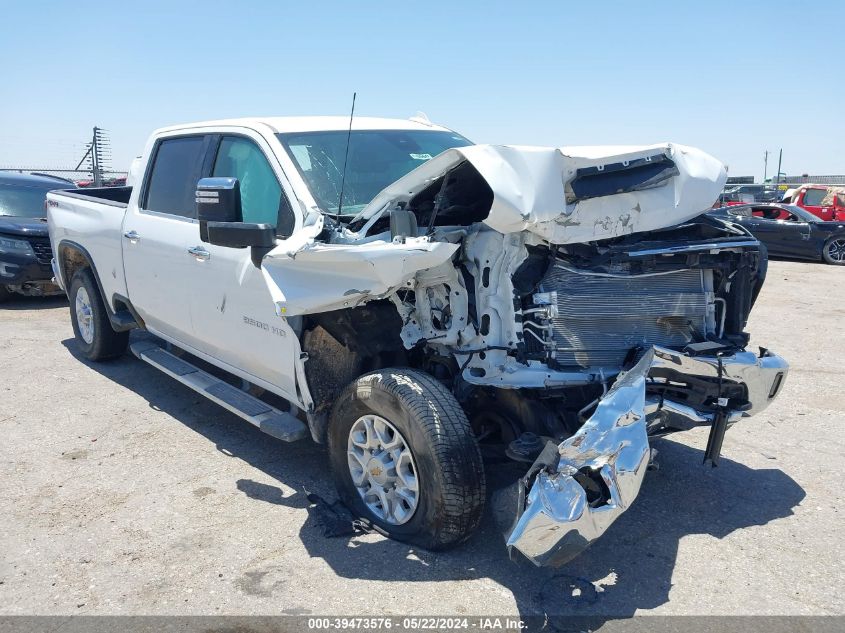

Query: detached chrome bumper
650;345;788;417
505;346;788;567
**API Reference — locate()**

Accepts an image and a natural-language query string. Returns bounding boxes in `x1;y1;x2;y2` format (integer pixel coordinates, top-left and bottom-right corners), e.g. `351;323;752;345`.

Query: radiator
535;265;711;368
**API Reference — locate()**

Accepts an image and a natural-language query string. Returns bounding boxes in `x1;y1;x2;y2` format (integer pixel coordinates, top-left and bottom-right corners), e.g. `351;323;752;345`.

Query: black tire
0;285;12;303
69;268;129;361
822;236;845;265
328;369;486;550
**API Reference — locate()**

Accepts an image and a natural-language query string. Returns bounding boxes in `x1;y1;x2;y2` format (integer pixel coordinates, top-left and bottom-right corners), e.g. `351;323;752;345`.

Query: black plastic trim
111;293;144;331
570;154;679;201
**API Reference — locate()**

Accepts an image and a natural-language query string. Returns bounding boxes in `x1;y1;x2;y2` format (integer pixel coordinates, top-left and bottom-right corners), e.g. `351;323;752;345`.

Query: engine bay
284;144;765;447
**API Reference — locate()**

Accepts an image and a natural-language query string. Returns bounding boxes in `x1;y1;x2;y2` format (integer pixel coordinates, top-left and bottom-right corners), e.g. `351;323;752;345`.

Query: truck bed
50;185;132;207
46;186;132;306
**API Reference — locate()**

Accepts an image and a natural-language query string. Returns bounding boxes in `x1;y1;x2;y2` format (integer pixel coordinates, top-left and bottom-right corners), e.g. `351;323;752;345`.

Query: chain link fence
0;168;129;187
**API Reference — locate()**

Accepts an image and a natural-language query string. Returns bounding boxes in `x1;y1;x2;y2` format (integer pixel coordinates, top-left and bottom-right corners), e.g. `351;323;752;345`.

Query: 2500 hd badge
243;315;287;337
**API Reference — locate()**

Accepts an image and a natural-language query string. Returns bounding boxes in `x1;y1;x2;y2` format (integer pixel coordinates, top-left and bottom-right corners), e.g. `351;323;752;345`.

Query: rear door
122;134;212;346
187;132;301;400
799;188;831;221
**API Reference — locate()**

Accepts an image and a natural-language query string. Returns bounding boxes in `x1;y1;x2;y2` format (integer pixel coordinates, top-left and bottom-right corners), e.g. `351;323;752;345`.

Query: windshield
0;183;57;218
278;129;472;215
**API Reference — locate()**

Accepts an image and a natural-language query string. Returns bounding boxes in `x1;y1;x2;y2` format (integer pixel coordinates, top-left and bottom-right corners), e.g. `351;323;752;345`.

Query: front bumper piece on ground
504;346;788;567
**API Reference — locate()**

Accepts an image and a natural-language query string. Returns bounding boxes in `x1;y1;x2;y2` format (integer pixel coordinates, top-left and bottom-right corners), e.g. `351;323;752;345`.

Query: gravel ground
0;259;843;619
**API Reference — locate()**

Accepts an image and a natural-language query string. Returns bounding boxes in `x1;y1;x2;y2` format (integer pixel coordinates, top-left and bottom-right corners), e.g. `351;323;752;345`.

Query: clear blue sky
1;0;842;179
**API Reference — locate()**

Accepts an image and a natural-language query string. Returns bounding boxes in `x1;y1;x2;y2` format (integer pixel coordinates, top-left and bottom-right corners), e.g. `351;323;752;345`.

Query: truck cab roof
153;116;453;136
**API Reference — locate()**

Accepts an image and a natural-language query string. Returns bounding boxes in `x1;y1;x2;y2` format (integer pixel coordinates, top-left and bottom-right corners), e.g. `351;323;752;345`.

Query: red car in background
75;176;127;188
785;185;845;221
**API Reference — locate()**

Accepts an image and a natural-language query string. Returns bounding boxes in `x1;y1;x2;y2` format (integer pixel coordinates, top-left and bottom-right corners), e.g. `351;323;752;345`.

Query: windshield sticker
409;153;432;161
289;145;312;171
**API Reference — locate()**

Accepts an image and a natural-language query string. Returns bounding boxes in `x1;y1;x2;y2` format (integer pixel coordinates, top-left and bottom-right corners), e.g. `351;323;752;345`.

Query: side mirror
196;177;276;267
197;177;242;241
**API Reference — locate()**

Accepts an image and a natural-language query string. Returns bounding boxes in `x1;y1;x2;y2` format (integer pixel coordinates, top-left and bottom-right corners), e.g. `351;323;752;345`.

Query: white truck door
122;134;211;347
186;134;300;401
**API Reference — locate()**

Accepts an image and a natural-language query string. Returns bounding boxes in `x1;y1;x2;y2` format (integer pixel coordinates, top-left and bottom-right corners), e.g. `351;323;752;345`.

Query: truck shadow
768;255;827;265
63;336;805;625
0;295;67;310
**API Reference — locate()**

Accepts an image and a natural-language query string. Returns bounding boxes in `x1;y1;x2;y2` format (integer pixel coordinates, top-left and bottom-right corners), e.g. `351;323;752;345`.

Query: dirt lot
0;260;843;619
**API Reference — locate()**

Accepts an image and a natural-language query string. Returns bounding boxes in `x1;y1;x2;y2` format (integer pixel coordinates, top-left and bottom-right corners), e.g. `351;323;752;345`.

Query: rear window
803;188;827;206
0;183;54;218
144;137;207;217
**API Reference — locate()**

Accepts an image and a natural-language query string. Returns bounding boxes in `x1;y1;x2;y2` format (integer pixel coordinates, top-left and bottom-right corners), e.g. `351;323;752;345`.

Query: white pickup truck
47;116;788;567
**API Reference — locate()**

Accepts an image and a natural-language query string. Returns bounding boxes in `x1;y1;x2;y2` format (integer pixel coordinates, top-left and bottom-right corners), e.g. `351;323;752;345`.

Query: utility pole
775;149;783;185
92;127;101;187
763;150;769;183
73;126;112;186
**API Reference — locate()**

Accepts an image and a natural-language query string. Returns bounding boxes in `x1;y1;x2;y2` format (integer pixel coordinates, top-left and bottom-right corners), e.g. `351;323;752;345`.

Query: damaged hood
261;236;459;317
359;143;727;244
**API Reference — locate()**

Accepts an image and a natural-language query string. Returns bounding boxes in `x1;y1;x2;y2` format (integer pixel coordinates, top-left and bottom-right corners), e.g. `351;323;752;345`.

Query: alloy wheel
826;238;845;263
347;414;419;525
75;286;95;344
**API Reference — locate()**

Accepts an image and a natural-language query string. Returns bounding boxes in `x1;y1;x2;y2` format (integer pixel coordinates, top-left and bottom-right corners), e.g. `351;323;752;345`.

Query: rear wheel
69;268;129;361
328;369;485;550
823;237;845;265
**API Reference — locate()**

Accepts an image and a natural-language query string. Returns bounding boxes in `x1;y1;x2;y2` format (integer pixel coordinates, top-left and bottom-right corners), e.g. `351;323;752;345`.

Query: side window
212;136;295;237
144;136;207;217
751;207;772;220
803;188;826;206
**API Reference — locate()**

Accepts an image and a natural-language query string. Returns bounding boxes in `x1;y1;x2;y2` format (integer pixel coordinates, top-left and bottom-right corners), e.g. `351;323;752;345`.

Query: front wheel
328;369;486;550
0;285;12;303
69;268;129;361
822;237;845;265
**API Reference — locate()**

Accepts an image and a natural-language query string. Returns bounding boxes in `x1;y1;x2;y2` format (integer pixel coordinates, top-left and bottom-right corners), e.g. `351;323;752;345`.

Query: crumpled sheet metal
506;350;653;567
357;143;726;245
261;238;459;317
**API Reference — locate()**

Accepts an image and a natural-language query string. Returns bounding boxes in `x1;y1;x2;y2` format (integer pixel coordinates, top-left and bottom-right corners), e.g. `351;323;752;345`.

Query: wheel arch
57;241;107;305
57;240;141;331
299;300;409;443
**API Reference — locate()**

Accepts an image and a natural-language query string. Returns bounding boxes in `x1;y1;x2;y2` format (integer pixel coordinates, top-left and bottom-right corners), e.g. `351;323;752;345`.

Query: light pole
763;150;769;182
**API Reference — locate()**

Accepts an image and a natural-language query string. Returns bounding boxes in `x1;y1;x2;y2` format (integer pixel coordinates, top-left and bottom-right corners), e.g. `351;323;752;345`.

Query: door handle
123;230;140;243
187;246;211;261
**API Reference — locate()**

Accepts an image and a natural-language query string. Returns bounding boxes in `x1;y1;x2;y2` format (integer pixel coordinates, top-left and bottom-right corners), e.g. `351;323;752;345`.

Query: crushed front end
275;141;789;566
378;147;790;566
503;341;787;567
493;219;788;566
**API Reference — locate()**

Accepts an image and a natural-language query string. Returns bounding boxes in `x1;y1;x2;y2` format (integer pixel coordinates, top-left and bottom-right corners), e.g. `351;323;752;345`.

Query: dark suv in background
0;172;74;301
717;184;783;206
